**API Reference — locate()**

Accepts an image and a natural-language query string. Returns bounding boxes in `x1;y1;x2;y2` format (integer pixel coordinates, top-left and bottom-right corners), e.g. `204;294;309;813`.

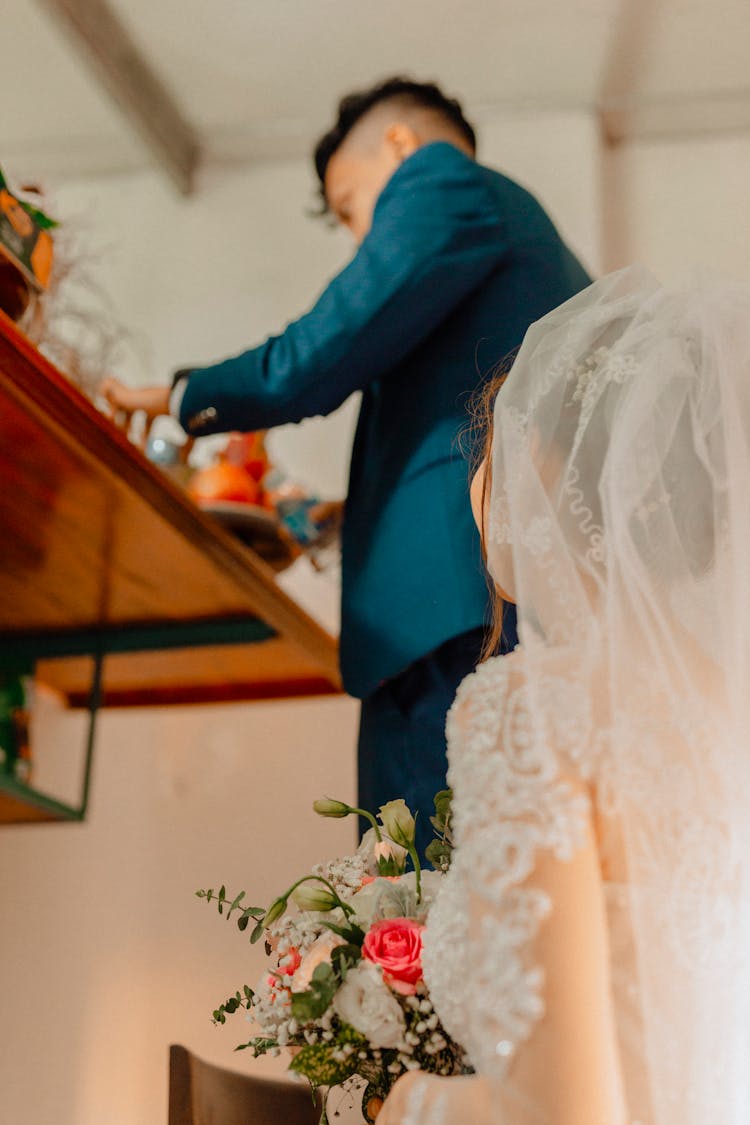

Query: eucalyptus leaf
235;1036;277;1057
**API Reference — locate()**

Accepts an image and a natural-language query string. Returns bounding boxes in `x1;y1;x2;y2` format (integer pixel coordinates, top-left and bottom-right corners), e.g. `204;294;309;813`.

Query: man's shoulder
383;141;544;217
414;143;548;213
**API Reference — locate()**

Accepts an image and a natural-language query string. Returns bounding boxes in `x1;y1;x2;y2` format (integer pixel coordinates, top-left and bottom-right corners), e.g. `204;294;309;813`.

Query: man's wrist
169;368;192;419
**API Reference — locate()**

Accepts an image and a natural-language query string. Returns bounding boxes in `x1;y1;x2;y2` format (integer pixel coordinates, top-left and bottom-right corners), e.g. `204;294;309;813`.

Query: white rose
399;870;445;919
351;870;445;928
333;960;407;1050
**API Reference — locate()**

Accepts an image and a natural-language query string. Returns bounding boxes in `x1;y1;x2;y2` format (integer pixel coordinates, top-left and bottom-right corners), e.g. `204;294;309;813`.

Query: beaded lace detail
423;650;593;1078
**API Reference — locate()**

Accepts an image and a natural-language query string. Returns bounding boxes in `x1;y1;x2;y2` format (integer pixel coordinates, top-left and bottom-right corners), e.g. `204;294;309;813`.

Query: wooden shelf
0;774;84;824
0;307;341;702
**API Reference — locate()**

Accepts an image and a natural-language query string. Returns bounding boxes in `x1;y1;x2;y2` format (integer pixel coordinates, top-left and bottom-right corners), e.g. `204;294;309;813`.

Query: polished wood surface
0;310;342;702
0;788;62;823
37;641;342;707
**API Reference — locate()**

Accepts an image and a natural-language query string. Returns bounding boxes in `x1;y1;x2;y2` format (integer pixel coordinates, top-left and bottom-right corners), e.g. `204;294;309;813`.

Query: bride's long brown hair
468;359;514;662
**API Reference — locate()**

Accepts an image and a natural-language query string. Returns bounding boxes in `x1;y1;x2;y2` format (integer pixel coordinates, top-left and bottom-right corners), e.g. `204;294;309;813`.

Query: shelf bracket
0;648;103;823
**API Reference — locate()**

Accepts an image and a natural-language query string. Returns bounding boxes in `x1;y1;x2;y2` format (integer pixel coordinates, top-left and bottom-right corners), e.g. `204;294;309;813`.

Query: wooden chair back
168;1043;322;1125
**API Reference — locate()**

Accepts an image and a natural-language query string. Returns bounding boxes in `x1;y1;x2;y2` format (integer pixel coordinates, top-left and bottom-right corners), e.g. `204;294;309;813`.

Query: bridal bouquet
197;792;462;1123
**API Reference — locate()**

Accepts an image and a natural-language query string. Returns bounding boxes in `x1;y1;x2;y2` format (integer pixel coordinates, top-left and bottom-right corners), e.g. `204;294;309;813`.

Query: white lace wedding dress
391;638;740;1125
416;644;635;1125
379;267;750;1125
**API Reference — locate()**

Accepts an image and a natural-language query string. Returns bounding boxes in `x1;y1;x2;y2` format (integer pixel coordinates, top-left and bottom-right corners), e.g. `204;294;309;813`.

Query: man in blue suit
102;77;591;857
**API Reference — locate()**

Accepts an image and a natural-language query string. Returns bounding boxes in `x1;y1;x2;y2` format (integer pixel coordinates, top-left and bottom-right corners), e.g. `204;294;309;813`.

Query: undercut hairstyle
313;76;477;213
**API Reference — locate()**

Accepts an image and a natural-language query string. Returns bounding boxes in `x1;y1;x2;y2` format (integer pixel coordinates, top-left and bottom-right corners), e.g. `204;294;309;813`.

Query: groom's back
341;143;591;696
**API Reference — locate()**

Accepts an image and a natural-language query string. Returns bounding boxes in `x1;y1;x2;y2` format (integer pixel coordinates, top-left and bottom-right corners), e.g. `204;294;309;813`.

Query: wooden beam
598;0;661;146
34;0;199;194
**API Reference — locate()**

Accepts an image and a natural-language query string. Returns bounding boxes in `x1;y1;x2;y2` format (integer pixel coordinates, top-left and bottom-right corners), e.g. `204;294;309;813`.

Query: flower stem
408;846;422;903
347;807;383;842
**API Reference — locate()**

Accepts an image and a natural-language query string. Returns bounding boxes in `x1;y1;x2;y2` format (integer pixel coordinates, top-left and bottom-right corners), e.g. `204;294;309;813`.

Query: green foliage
196;887;266;938
20;201;59;230
211;987;254;1025
290;962;338;1023
234;1037;278;1057
330;942;362;980
376;853;404;876
426;789;454;872
429;789;453;834
425;838;452;870
0;166;58;228
289;1026;367;1088
321;919;366;946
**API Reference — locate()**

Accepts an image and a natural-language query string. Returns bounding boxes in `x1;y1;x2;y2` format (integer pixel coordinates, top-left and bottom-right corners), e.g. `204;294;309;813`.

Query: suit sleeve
177;144;512;434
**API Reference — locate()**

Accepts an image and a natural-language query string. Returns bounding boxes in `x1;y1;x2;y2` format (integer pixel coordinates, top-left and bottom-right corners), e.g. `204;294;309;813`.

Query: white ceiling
5;0;750;187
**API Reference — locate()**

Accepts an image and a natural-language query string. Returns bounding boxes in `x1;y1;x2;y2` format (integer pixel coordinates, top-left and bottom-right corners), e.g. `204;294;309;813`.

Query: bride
379;266;750;1125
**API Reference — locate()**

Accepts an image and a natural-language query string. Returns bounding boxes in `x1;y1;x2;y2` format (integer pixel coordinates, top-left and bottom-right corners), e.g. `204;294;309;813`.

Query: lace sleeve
421;652;627;1125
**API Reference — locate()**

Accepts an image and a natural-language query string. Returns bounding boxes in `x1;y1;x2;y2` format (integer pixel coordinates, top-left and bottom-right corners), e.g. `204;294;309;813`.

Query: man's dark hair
313;76;477;211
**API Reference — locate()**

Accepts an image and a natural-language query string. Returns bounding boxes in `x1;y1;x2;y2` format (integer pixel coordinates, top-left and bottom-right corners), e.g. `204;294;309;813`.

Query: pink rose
362;917;424;995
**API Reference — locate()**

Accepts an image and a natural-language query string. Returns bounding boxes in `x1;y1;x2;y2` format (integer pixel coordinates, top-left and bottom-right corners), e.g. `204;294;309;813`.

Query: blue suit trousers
357;626;488;862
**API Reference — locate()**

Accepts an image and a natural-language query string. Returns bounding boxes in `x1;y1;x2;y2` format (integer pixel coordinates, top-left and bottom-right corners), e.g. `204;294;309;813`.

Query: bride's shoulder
447;642;591;746
447;648;526;733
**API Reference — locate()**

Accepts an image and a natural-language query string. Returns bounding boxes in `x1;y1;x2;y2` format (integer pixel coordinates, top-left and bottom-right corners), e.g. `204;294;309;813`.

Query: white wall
1;694;360;1125
602;131;750;281
1;110;601;1125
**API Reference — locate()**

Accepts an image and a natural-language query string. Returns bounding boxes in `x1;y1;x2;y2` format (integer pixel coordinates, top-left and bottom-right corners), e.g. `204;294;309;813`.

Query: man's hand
98;376;171;446
307;499;345;535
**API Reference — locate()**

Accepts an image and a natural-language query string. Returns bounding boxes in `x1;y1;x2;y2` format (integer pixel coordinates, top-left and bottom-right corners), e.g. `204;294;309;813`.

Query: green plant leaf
235;1036;277;1057
330;943;362;980
290;963;337;1022
425;839;451;870
18;200;59;230
321;920;365;946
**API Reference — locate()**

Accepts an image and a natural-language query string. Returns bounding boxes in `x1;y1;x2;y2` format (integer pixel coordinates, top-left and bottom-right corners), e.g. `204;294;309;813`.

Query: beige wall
2;110;601;1125
1;694;360;1123
602;132;750;281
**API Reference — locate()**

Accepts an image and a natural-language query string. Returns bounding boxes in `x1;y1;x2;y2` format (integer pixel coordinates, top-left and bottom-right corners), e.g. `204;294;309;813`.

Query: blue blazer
178;142;591;698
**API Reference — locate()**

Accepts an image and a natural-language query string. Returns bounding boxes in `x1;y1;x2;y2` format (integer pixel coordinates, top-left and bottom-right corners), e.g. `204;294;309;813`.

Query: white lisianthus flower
290;882;338;912
333;960;407;1050
312;797;351;819
378;800;416;849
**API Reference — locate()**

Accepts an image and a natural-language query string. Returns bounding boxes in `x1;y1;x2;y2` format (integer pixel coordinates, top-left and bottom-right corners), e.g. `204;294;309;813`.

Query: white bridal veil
486;265;750;1124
